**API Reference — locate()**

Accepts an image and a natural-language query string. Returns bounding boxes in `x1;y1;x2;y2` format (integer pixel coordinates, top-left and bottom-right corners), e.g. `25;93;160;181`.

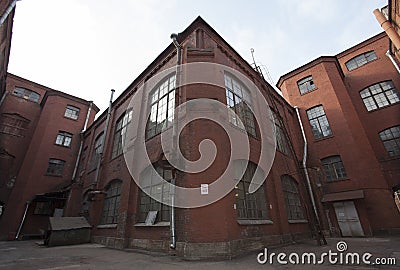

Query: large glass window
225;73;256;136
55;131;72;147
321;156;347;181
281;175;305;221
146;74;176;139
271;110;290;155
379;126;400;157
345;51;377;71
64;105;80;120
46;159;65;176
112;110;132;158
100;180;122;224
235;162;269;220
306;105;332;139
138;165;172;223
12;87;40;103
360;81;399;111
90;133;104;169
297;76;316;95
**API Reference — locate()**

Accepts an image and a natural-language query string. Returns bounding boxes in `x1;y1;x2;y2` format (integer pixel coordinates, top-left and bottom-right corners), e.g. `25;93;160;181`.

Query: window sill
134;222;170;227
44;174;63;177
97;224;117;229
64;116;79;121
288;219;308;224
314;135;334;142
237;219;273;225
54;144;71;148
325;177;350;183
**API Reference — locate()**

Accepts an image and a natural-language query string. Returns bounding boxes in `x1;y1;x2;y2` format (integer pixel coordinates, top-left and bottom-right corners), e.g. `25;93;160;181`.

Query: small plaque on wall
145;211;158;225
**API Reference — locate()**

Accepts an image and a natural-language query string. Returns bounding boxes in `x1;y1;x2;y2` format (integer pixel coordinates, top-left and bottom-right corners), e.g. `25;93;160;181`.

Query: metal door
333;201;364;237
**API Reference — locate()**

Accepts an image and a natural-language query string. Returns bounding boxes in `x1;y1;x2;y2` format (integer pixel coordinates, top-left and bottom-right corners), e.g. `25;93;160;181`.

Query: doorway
333;201;364;237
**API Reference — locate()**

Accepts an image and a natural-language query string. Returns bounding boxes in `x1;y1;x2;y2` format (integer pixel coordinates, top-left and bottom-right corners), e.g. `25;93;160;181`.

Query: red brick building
0;73;98;240
66;17;320;259
278;32;400;237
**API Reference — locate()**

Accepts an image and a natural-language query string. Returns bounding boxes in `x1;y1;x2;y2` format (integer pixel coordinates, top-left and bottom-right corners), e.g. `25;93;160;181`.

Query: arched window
112;110;132;158
360;81;399;111
90;132;104;169
12;87;40;103
224;73;256;136
345;51;377;71
100;180;122;224
146;74;176;138
138;164;172;223
281;175;305;221
379;126;400;157
234;161;269;220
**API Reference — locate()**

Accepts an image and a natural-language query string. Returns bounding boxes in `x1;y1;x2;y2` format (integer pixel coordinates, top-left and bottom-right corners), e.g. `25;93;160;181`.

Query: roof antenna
250;48;264;79
250;48;275;86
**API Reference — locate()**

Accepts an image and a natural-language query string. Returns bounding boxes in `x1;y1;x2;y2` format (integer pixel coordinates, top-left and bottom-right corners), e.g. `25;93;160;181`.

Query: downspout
94;89;115;188
0;91;8;107
0;0;19;26
169;33;181;249
386;50;400;74
374;8;400;54
294;106;326;245
72;101;93;181
15;200;30;240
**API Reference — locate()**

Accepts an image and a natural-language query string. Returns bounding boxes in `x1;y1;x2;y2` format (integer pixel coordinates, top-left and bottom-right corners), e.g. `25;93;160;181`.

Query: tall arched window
281;175;305;221
379;126;400;157
224;73;256;136
112;110;132;158
138;164;172;223
90;132;104;169
234;161;269;220
146;74;176;139
100;180;122;224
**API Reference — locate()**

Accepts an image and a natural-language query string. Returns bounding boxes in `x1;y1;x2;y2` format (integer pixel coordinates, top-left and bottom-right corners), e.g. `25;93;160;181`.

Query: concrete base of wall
92;232;312;260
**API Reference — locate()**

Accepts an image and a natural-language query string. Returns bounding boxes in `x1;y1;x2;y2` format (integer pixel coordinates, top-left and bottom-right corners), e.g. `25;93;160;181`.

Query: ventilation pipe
294;106;326;245
169;33;182;249
0;0;20;26
94;89;115;187
374;8;400;54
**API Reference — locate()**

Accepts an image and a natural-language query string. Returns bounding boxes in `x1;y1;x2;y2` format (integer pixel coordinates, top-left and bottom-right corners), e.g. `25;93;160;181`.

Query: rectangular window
64;105;80;120
306;105;332;139
281;175;305;220
55;131;72;147
297;76;316;95
360;81;399;111
46;159;65;176
379;126;400;157
321;156;347;181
